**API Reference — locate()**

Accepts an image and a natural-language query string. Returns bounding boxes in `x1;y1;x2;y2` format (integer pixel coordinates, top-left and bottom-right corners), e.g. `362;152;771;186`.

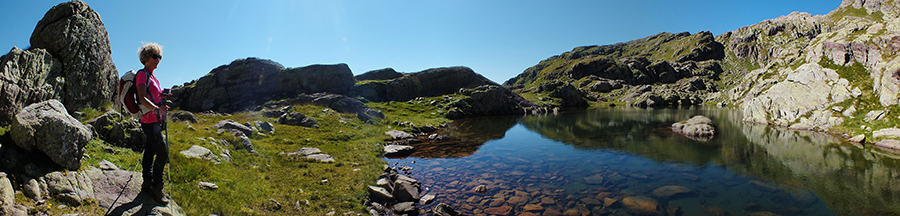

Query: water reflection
384;108;900;215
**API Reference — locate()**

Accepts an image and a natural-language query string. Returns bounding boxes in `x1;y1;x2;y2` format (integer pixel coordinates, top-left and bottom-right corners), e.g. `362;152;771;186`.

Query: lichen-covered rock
170;58;354;113
180;145;222;164
30;1;118;114
87;111;144;150
672;115;716;139
741;64;854;129
0;47;63;125
45;171;95;206
11;100;92;170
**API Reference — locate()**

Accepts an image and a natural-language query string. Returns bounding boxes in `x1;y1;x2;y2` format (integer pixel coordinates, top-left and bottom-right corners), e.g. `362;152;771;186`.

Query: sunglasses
151;54;163;60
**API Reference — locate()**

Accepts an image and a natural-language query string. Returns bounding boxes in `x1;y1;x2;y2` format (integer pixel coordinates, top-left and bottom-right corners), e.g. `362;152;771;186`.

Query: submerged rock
621;196;664;216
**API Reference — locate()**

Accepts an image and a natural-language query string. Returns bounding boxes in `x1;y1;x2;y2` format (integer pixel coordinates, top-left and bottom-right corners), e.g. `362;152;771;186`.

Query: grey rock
22;177;42;200
0;47;63;125
672;115;716;139
255;121;275;134
170;111;199;123
0;173;14;207
198;181;218;190
237;134;255;152
87;168;187;215
355;68;403;81
865;110;886;122
433;203;461;216
385;130;414;140
212;120;253;137
447;85;536;119
419;194;436;205
267;93;384;122
392;202;418;214
179;145;222;164
367;185;393;202
45;171;95;206
277;112;319;128
11;100;92;170
873;128;900;139
98;159;119;170
87;111;144;150
848;134;866;143
875;139;900;150
376;178;393;193
384;145;414;157
355;66;494;102
280;147;322;156
549;83;588;107
170;58;354;113
30;1;118;114
304;153;335;163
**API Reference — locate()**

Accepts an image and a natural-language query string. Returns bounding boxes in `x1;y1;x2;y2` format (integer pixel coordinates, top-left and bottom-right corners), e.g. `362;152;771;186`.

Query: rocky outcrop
87;111;144;150
355;66;496;102
0;47;63;125
10;100;92;170
355;68;403;81
264;93;384;122
29;1;118;114
170;58;355;113
506;31;726;108
447;85;538;119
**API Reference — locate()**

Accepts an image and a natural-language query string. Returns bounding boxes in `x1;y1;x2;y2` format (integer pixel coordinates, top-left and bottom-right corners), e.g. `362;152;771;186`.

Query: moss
830;6;884;23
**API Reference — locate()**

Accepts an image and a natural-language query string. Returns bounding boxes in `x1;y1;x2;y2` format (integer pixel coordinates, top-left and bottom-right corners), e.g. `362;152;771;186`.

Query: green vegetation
50;99;451;215
818;56;900;137
829;6;884;23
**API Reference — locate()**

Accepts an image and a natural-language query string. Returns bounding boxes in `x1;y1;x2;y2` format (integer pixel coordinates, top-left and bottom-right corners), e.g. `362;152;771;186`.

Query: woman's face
146;52;162;69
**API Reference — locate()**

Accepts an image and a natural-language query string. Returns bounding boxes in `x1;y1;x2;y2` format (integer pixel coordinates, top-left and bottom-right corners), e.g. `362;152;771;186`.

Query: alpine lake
384;107;900;216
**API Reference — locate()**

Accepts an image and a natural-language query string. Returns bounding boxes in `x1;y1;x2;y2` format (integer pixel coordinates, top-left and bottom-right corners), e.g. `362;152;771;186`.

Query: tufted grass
67;101;449;215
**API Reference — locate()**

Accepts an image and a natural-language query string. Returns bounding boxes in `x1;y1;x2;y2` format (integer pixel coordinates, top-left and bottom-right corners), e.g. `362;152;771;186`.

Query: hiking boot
141;180;153;191
150;185;169;204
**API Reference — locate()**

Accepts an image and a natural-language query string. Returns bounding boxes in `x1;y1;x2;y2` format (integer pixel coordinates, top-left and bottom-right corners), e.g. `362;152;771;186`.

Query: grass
818;56;900;137
58;100;451;215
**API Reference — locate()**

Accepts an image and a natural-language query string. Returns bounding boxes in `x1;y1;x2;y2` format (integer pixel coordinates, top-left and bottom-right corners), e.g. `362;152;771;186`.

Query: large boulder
170;58;354;113
354;66;496;102
30;1;118;114
10;100;92;170
45;171;95;206
672;115;716;140
0;47;64;125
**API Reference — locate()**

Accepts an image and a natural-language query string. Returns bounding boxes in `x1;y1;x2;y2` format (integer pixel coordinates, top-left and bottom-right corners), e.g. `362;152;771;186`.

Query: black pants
141;122;168;187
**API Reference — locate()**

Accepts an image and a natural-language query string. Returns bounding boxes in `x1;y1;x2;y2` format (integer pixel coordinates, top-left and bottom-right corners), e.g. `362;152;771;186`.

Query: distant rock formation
170;58;355;113
355;68;404;81
505;31;726;108
354;66;497;102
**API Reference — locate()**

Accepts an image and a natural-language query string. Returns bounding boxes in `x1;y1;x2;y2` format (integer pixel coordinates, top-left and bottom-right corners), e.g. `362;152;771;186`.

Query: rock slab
11;100;92;170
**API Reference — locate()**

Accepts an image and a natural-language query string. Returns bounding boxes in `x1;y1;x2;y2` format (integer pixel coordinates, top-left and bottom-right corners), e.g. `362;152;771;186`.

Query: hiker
136;42;170;204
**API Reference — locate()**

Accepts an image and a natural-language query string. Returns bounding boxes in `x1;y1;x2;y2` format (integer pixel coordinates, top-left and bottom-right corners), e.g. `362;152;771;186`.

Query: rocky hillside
507;0;900;142
504;31;727;108
720;0;900;139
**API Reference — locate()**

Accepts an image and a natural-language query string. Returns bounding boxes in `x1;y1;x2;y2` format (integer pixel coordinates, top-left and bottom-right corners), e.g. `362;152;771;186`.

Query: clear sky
1;0;840;88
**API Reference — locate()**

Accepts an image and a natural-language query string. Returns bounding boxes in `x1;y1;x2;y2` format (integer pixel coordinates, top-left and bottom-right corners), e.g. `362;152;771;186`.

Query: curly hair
138;42;163;65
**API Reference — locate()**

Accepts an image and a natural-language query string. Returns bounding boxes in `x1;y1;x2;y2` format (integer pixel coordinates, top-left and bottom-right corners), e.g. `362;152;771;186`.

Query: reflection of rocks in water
387;116;520;158
740;122;900;215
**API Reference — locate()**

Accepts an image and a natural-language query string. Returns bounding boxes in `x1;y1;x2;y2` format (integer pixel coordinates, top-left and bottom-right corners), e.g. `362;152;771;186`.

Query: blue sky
1;0;839;88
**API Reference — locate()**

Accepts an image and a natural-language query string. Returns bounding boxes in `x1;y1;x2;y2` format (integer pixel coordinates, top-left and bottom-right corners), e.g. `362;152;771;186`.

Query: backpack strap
138;69;155;105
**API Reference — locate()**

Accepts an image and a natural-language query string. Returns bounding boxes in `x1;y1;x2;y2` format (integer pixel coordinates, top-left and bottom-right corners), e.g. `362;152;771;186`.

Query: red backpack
117;69;152;119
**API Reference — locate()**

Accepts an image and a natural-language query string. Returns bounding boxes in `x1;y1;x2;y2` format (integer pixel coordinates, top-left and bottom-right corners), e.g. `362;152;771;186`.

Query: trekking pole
105;162;141;215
